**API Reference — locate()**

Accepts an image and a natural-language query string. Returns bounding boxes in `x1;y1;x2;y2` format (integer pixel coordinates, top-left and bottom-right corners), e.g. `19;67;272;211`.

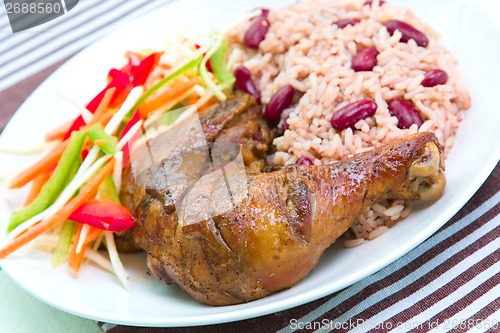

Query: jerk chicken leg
120;95;446;306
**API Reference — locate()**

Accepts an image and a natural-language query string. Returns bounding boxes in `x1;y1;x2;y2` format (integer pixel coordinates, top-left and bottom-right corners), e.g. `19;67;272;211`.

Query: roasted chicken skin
121;125;445;304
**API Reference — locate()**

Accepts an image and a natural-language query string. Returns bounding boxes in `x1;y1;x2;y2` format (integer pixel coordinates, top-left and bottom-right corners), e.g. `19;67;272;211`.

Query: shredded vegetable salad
0;30;237;288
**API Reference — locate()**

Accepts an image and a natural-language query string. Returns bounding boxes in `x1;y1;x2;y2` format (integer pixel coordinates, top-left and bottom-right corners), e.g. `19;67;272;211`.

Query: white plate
1;0;499;327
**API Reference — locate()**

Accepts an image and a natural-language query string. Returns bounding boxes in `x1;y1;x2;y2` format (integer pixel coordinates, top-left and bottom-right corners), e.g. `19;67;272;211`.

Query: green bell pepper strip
50;150;81;267
158;109;182;127
131;55;203;112
87;124;118;155
209;37;235;87
66;154;83;188
199;34;236;101
200;35;227;101
97;175;121;204
8;131;86;232
51;220;76;268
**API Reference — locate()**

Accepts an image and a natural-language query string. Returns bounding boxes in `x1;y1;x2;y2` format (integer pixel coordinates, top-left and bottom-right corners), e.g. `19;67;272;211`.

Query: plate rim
1;0;500;327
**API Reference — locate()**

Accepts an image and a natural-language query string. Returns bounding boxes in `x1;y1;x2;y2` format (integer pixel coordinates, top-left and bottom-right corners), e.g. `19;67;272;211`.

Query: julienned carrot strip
88;88;115;126
9;132;86;232
45;120;73;142
198;96;216;112
68;225;103;273
0;159;115;259
96;111;114;127
44;88;115;143
9;98;115;190
8;141;69;189
23;172;52;206
140;77;202;117
85;227;104;244
68;224;87;272
68;224;84;272
184;95;199;106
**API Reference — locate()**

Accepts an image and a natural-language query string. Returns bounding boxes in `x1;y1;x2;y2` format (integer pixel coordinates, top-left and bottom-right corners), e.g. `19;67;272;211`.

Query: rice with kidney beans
226;0;470;246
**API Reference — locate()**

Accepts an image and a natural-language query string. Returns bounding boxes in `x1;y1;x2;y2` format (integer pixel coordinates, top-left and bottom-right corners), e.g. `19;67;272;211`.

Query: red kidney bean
244;15;270;49
331;100;378;130
264;85;295;124
280;108;294;131
364;0;386;6
334;18;360;29
234;66;261;103
296;157;314;166
281;120;289;131
384;20;429;47
421;69;449;87
388;99;423;129
352;47;379;72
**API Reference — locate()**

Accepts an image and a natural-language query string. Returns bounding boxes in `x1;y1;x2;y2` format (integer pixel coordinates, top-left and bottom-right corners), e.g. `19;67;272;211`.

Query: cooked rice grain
229;0;470;246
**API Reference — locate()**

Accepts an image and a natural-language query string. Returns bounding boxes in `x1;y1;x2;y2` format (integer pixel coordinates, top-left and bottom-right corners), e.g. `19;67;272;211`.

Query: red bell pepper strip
195;44;213;72
131;52;163;86
63;71;132;140
63;52;162;140
117;51;163;86
69;199;135;232
119;110;141;168
120;52;141;78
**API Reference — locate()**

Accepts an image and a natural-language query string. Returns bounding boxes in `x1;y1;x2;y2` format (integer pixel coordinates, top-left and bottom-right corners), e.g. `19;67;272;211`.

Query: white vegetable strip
223;9;262;35
105;232;130;290
8;209;50;239
45;154;111;217
72;87;142;180
112;151;123;192
0;143;46;155
140;91;210;143
84;248;114;273
136;104;198;146
7;87;136;238
193;91;215;110
3;141;58;182
31;239;58;253
8;154;111;239
75;146;100;179
31;234;59;252
76;224;90;254
81;108;94;124
30;233;60;244
116;121;143;151
59;92;94;124
105;87;143;136
226;47;242;72
192;84;206;96
92;233;105;252
154;85;199;115
173;41;209;61
200;35;226;101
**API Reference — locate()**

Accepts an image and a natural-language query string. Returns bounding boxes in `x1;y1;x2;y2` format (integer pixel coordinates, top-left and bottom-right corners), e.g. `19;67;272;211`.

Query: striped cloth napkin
0;130;496;333
99;173;499;333
0;1;498;332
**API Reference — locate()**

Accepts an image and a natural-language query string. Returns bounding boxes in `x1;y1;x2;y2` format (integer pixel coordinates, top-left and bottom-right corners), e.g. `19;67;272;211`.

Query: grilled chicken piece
115;93;274;252
121;127;446;305
214;104;275;172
